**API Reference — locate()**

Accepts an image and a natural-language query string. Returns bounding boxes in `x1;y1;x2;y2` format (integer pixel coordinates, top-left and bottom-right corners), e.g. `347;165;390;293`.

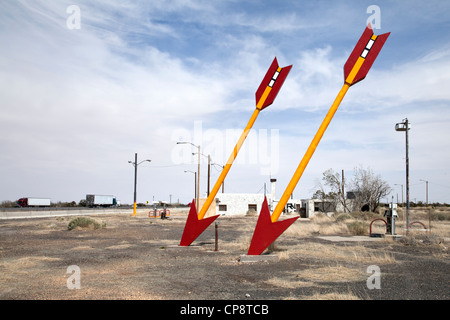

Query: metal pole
426;180;430;231
271;83;350;222
405;118;410;232
391;196;395;235
133;153;137;216
215;222;219;251
194;172;197;202
207;155;210;197
197;145;200;211
197;108;261;220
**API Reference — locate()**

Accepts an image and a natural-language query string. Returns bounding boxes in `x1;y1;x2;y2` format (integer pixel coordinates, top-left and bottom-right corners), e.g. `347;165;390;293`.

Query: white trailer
17;198;51;207
86;194;117;207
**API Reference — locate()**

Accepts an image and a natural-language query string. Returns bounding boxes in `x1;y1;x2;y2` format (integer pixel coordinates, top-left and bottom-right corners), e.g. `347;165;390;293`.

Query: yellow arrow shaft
271;83;350;222
197;86;272;220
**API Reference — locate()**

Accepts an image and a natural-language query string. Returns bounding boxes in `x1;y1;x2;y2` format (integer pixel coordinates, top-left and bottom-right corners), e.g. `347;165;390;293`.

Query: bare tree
321;168;350;213
351;166;391;212
318;167;391;213
312;177;338;212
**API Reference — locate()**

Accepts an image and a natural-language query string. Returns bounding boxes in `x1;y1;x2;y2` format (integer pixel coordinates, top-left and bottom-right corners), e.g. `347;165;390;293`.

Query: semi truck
17;197;51;207
86;194;117;208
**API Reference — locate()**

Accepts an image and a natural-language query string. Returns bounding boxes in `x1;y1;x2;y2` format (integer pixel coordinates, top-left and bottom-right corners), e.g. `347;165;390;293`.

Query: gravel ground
0;210;448;301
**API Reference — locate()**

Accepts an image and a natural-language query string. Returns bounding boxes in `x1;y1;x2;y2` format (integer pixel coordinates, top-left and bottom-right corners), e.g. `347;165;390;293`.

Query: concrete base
238;254;279;263
166;244;202;249
318;235;383;242
384;234;403;240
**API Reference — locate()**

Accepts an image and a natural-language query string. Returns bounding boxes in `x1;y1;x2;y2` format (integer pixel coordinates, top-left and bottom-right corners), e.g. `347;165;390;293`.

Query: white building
210;178;342;218
214;179;301;217
215;193;271;216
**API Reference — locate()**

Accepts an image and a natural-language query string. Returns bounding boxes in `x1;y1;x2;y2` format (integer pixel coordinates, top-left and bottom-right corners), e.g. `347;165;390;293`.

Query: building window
219;205;227;212
248;204;257;211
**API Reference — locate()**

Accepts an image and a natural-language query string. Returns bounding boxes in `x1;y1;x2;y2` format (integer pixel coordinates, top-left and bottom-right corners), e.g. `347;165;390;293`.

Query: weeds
67;217;104;230
347;221;368;235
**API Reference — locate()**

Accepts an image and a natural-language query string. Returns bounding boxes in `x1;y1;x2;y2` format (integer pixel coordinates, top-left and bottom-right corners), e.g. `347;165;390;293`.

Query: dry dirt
0;208;449;300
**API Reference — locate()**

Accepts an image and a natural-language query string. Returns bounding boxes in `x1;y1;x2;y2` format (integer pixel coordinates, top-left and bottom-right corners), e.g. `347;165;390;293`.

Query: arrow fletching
344;23;390;86
255;57;292;110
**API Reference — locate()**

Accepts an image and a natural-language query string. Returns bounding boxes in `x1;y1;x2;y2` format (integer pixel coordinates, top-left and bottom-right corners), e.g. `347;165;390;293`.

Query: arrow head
255;57;292;110
180;200;220;246
344;23;390;86
247;197;299;255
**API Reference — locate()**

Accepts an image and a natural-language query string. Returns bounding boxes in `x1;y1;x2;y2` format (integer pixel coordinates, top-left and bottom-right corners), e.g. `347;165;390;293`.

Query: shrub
347;221;368;236
68;217;101;230
334;213;352;222
349;211;379;221
431;210;450;221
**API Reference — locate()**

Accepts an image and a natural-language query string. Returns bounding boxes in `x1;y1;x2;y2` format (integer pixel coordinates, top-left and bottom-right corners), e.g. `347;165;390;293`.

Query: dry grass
276;241;396;264
266;264;365;300
285;214;348;237
265;277;314;289
297;265;364;283
301;291;361;300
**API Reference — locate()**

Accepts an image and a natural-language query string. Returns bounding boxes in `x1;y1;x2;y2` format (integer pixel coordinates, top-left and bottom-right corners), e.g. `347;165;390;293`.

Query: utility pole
396;118;410;231
207;155;211;196
405;118;410;230
129;153;151;216
133;153;137;215
178;142;201;211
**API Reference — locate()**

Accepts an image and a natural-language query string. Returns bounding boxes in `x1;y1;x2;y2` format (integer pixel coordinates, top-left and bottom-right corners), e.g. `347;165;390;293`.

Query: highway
0;207;147;220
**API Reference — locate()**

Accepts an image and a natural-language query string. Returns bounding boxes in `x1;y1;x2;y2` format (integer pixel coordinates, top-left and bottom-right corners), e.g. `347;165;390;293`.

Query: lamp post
128;153;151;216
177;142;200;210
395;118;411;231
211;162;225;193
419;179;428;208
193;152;211;196
394;184;404;205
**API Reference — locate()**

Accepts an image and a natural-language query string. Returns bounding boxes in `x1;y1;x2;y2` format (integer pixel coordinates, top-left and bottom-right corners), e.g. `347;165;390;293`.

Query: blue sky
1;0;450;205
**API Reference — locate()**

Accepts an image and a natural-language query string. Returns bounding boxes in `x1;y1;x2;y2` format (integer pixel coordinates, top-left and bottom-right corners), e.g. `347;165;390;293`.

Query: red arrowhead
247;197;299;255
179;200;220;246
255;57;292;110
343;24;390;86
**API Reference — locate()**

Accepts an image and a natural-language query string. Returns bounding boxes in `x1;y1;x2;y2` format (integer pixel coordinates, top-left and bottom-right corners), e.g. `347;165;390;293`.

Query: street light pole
177;142;201;211
193;152;211;197
395;118;411;231
405;118;410;230
420;179;429;207
129;153;151;216
212;162;225;193
134;153;137;215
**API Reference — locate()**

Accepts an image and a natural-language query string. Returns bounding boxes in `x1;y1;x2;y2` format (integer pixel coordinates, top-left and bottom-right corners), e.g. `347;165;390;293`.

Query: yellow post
133;202;137;216
197;107;261;220
197;83;274;220
270;83;350;222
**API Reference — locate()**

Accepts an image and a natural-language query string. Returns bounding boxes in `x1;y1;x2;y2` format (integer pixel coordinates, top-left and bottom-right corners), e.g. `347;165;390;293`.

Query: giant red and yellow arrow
248;24;390;255
180;57;292;246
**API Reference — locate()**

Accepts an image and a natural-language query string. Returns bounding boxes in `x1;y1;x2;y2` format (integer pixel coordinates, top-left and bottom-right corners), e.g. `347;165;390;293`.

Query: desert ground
0;207;448;301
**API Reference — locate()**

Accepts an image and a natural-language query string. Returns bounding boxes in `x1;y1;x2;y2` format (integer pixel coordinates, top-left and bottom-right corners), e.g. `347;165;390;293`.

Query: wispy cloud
1;1;450;203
